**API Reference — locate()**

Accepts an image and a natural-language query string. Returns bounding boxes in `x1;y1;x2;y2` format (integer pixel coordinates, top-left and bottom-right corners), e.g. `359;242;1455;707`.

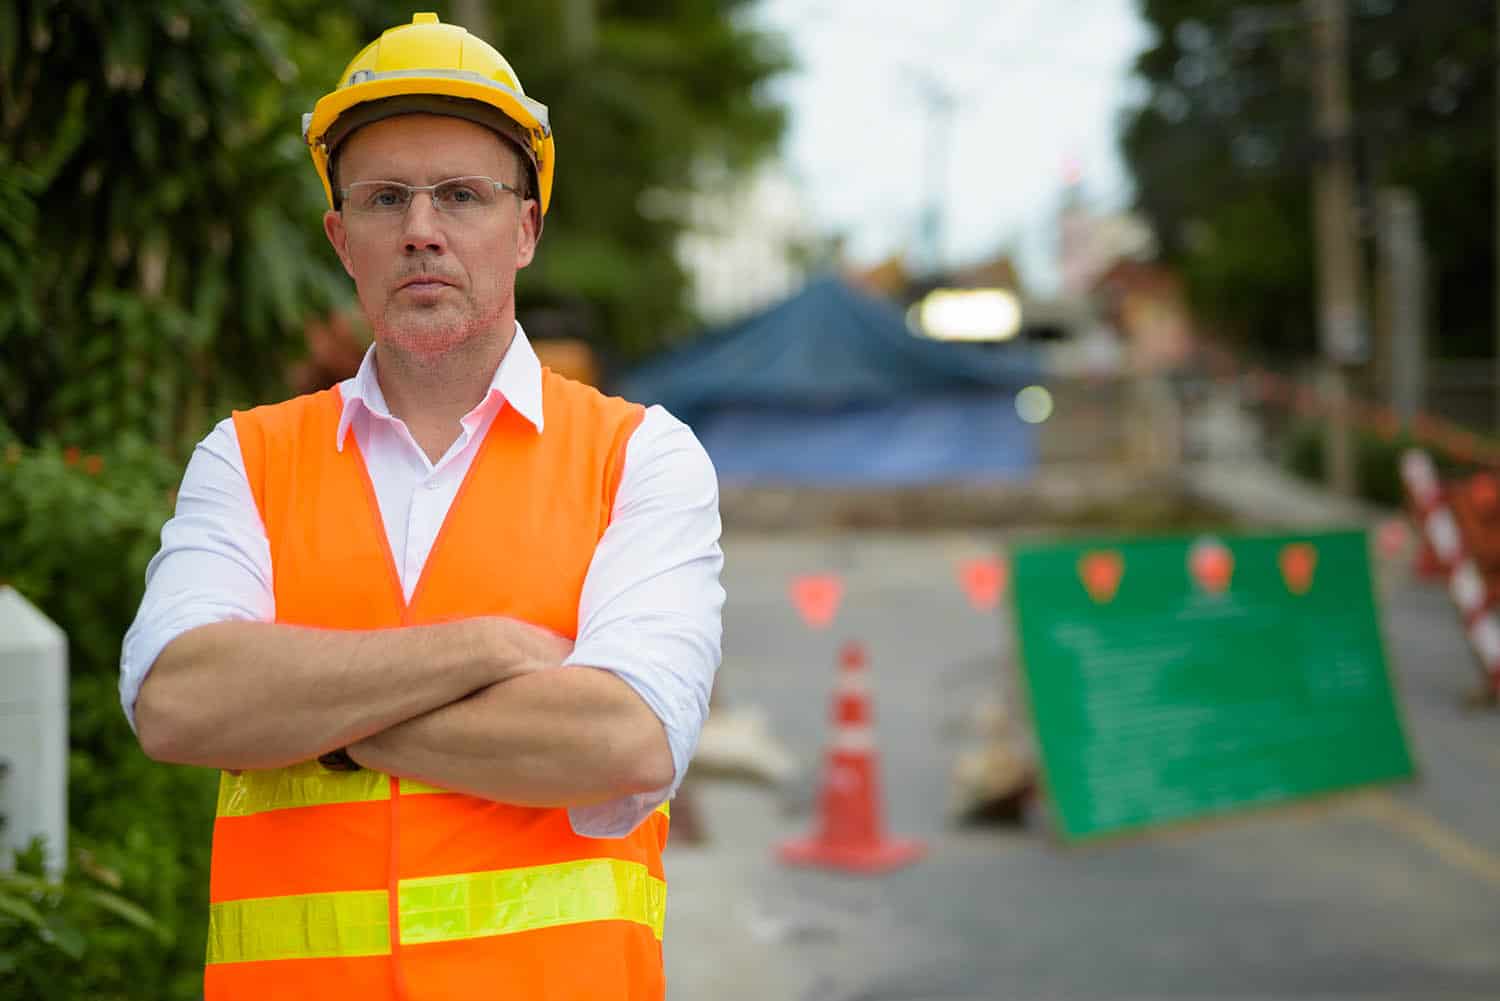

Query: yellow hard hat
302;12;554;215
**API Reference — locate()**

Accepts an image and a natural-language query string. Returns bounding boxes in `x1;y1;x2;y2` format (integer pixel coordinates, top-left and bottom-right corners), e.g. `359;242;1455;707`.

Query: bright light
908;288;1022;342
1015;385;1053;424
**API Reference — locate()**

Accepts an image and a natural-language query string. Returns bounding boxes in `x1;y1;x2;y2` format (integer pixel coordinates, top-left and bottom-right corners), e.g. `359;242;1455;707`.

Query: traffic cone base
777;834;926;874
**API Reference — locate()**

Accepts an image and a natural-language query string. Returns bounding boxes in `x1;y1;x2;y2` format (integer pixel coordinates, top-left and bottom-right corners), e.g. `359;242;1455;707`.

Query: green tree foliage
1120;0;1494;360
0;1;355;451
0;839;169;1001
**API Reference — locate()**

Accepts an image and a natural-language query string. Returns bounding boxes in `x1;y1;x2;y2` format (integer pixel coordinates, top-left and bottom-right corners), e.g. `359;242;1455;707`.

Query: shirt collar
335;321;545;451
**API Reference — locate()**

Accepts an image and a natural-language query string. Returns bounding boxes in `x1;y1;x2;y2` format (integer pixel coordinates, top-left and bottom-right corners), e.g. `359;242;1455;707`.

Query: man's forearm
134;618;565;771
347;666;676;807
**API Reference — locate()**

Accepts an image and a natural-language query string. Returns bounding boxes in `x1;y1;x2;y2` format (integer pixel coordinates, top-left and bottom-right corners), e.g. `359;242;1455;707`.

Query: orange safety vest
205;372;666;1000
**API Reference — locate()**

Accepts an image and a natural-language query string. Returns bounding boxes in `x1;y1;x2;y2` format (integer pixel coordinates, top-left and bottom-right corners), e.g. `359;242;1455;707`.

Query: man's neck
374;325;514;465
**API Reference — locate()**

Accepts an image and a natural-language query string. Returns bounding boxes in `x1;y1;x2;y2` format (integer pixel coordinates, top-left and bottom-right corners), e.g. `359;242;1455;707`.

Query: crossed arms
135;617;673;807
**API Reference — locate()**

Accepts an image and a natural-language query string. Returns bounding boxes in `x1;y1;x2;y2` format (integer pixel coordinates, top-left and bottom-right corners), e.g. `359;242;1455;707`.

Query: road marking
1354;792;1500;888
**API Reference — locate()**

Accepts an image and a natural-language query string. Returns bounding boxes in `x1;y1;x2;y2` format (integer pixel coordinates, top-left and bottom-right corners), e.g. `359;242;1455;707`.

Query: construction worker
119;13;723;1000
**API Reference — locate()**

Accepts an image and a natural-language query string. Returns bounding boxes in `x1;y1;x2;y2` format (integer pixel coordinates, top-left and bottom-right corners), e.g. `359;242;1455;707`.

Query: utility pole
913;73;955;277
1378;188;1426;422
1305;0;1367;496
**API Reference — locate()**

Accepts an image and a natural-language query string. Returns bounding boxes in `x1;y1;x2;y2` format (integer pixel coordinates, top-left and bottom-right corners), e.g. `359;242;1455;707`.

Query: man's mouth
398;276;453;293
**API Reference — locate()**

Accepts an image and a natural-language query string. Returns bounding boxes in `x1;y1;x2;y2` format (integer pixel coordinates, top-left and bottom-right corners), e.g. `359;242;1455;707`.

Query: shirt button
424;478;441;491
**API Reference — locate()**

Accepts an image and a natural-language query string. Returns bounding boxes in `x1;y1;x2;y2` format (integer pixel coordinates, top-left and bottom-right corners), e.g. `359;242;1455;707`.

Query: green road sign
1010;529;1415;843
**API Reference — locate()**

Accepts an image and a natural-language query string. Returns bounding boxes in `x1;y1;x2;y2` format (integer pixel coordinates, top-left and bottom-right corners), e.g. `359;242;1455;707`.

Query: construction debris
691;704;800;787
948;700;1037;826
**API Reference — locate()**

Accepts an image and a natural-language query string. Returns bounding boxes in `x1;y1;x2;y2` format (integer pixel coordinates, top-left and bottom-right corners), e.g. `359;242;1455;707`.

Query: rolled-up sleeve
119;419;274;733
565;406;725;838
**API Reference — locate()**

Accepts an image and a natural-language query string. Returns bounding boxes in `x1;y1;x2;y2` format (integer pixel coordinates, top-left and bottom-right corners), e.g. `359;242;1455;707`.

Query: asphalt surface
662;530;1500;1001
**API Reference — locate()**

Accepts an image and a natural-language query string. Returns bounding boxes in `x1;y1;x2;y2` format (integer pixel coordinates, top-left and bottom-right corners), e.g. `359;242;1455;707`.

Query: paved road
663;530;1500;1001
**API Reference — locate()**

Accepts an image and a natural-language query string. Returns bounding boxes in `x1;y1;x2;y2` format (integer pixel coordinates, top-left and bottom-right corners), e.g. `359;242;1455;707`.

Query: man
120;13;723;1000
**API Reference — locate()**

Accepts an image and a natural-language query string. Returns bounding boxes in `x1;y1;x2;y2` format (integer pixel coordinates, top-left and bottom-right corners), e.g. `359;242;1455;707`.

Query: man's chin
377;316;476;360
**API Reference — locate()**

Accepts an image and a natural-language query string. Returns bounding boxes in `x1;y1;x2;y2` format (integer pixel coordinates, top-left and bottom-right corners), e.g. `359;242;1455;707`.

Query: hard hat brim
305;71;554;213
323;95;541;203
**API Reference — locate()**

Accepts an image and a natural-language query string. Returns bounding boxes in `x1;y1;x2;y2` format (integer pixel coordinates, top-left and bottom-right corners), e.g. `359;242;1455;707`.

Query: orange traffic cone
778;642;926;874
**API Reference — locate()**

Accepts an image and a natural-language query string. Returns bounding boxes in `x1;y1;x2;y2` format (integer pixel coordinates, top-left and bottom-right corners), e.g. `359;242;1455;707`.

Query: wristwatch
319;747;362;771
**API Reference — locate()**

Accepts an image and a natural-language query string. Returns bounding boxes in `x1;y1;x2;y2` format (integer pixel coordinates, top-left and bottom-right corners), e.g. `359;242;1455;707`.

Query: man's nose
401;194;446;254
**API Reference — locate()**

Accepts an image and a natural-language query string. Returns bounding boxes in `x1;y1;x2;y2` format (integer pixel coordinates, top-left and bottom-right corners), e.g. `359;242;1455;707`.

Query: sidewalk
1179;456;1387;529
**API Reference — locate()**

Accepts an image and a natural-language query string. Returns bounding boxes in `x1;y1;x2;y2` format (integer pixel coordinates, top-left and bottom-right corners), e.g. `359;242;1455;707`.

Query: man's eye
440;185;480;204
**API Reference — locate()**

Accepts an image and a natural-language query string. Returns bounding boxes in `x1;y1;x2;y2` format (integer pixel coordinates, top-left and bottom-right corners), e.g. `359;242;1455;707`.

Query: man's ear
515;199;542;270
324;209;355;278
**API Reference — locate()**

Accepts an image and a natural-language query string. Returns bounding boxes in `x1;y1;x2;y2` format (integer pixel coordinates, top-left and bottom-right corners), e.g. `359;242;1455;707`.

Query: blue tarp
693;396;1036;485
615;276;1043;485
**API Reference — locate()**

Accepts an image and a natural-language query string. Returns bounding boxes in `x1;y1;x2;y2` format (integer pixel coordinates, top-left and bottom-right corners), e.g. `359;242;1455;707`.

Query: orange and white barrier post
1400;449;1500;693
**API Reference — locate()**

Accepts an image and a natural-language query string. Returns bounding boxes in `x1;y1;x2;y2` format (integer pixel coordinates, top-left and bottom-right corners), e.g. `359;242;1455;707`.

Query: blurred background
2;1;1499;998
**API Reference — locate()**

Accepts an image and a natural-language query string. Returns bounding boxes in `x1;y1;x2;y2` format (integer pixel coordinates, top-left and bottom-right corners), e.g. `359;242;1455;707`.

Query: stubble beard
377;297;478;363
363;259;520;389
373;286;513;369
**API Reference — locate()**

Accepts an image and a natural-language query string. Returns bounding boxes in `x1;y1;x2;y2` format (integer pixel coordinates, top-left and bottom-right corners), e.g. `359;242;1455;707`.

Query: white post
0;587;68;876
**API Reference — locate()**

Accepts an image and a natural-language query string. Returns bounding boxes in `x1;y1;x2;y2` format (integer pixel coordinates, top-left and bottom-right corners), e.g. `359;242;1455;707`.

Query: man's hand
343;619;670;806
336;617;572;772
502;619;575;674
344;662;674;806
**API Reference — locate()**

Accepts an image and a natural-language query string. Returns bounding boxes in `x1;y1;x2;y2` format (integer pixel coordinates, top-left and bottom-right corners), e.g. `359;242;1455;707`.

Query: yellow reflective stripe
216;762;390;818
217;769;454;817
205;859;666;964
206;890;390;964
399;858;667;945
400;778;451;797
656;801;669;819
217;772;671;816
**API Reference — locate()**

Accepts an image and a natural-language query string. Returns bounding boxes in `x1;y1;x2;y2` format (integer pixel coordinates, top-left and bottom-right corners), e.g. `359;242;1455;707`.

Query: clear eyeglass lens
434;179;495;211
346;178;497;214
350;183;410;213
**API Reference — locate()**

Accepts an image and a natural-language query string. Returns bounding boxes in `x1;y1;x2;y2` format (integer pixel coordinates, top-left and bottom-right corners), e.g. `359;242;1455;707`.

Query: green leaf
82;889;166;940
42;914;87;960
0;894;46;930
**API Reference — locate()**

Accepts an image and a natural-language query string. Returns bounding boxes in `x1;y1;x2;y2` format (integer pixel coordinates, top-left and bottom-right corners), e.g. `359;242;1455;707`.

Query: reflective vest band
217;764;389;817
207;858;666;965
208;888;390;964
215;768;463;818
218;767;672;820
400;857;667;946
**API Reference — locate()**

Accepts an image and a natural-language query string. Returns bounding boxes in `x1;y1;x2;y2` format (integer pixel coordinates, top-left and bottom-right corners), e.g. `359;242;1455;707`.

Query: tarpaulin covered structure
614;276;1043;485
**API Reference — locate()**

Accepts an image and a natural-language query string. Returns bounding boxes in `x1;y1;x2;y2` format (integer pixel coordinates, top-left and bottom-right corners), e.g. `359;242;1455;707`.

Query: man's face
323;114;540;361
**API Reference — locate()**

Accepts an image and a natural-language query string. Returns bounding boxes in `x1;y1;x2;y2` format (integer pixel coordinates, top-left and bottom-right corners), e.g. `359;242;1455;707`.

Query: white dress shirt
120;326;724;838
